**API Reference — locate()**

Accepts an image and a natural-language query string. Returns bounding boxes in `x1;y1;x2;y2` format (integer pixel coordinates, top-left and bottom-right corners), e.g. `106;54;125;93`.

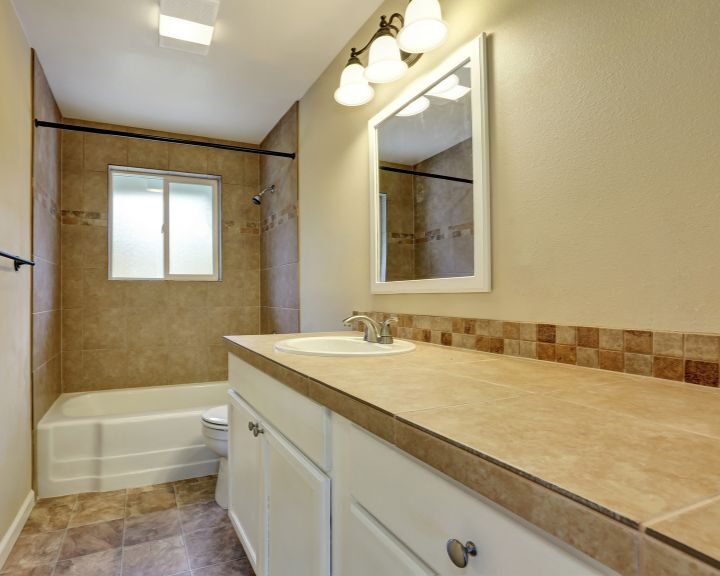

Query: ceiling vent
159;0;220;55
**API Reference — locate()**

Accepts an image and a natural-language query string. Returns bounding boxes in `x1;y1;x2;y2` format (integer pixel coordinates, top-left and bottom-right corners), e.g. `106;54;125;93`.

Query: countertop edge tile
640;535;720;576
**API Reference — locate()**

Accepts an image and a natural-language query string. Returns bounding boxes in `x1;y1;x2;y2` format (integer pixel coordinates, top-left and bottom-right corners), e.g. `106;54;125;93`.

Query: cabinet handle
446;539;477;568
248;421;256;433
252;423;265;437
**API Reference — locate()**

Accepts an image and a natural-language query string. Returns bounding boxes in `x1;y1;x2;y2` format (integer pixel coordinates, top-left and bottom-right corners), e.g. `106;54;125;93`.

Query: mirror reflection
377;61;473;282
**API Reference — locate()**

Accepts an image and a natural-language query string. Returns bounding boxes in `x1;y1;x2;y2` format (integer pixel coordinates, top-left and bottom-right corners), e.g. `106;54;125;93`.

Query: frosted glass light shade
396;96;430;117
397;0;448;54
365;35;408;84
334;62;375;106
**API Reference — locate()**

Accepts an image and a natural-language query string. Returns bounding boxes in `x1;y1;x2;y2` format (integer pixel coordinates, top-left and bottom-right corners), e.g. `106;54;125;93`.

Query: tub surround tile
225;333;720;574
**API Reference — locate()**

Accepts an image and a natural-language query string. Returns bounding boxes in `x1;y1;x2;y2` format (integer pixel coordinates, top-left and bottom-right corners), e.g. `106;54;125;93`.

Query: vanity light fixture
396;96;430;117
159;0;220;55
334;0;448;107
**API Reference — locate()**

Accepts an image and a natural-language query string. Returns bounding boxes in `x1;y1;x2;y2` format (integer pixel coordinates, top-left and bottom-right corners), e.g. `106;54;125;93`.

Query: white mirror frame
369;34;490;294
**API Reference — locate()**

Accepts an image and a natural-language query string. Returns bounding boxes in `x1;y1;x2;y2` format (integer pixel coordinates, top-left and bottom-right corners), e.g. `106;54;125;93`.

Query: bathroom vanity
223;333;720;576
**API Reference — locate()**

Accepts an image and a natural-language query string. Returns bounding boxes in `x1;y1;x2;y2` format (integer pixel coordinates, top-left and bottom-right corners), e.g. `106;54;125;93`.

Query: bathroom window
109;167;221;281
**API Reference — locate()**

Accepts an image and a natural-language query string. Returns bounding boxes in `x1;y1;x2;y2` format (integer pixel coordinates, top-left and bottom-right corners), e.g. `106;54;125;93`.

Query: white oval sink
274;336;416;357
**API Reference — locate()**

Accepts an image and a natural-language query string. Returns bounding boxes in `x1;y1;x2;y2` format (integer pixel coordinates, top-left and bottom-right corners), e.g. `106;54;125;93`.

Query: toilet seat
202;405;228;430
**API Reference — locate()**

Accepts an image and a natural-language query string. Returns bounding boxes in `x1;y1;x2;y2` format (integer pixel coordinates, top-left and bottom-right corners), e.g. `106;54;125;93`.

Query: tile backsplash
354;311;719;388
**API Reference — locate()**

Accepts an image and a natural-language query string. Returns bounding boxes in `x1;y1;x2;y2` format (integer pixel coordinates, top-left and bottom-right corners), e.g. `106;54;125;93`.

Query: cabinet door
264;424;331;576
228;390;264;572
345;500;437;576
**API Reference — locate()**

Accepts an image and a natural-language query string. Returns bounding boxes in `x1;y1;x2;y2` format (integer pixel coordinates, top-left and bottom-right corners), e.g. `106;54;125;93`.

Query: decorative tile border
261;205;297;233
353;311;720;388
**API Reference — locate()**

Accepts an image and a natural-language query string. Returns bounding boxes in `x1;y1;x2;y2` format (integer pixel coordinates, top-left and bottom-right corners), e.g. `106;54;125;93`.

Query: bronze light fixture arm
344;13;422;68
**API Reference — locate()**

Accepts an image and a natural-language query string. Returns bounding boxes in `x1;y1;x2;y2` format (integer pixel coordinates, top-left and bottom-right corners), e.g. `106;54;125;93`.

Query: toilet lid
202;405;228;427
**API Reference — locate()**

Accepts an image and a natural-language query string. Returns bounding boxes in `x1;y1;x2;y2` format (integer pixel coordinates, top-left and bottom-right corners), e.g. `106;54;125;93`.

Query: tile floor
1;476;255;576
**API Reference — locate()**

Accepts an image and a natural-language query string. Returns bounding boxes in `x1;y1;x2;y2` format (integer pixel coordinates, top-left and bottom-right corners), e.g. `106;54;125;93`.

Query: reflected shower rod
380;165;473;184
34;120;296;160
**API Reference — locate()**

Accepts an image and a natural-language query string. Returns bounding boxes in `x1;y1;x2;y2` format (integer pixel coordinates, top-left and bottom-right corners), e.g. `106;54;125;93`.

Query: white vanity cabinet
228;355;331;576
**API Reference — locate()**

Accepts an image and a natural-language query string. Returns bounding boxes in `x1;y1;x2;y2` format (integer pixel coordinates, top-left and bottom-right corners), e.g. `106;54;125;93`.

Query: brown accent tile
184;524;245;570
122;535;188;576
124;509;181;546
576;347;599;368
59;519;123;560
518;323;536;341
191;558;255;576
577;326;600;348
519;341;537;359
126;488;177;517
178;502;228;534
412;328;431;343
440;332;452;346
537;324;556;343
2;531;64;570
624;353;653;376
653;356;684;382
475;336;504;354
556;345;577;365
175;477;217;507
684;334;720;362
625;330;653;354
600;350;624;372
653;332;684;358
69;491;126;527
537;342;556;361
54;548;122;576
397;314;414;328
599;328;624;351
555;326;577;346
502;322;521;340
451;317;463;333
685;360;720;387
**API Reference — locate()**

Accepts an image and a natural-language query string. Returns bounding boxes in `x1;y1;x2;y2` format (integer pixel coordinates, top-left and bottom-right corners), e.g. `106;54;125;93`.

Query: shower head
252;185;275;205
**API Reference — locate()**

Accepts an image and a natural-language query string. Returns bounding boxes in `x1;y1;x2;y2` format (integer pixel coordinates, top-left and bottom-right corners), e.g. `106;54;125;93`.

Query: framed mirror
369;34;490;293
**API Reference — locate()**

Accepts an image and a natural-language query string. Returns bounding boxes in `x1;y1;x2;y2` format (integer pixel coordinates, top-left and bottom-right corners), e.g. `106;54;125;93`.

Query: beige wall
299;0;720;333
260;103;300;334
61;122;261;391
0;0;33;549
32;54;62;427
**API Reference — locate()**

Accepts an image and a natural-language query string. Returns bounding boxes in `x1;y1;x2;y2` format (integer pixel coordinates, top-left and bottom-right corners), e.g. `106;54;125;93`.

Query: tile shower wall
379;164;415;281
355;311;720;388
32;53;62;425
61;120;261;391
259;103;299;334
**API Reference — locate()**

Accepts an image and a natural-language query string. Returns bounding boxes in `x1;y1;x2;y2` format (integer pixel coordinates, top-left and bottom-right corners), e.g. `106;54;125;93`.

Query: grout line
642;492;720;529
48;493;78;576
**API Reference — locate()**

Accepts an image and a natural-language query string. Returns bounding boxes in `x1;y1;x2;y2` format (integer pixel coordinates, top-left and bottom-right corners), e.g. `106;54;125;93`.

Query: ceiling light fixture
395;96;430;117
334;1;448;107
159;0;220;56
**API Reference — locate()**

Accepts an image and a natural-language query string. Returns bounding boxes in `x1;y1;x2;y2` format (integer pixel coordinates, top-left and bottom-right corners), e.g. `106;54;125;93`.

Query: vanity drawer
346;423;617;576
228;353;330;472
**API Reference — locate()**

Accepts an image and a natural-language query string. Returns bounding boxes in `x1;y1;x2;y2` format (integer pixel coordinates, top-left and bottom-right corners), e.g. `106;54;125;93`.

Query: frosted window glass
111;173;164;279
168;182;215;276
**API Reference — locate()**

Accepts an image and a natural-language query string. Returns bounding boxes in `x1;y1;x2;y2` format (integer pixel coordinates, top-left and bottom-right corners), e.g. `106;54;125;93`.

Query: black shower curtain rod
380;165;473;184
34;120;296;160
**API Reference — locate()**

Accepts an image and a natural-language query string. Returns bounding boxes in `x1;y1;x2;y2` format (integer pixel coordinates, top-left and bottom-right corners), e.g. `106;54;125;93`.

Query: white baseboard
0;490;35;569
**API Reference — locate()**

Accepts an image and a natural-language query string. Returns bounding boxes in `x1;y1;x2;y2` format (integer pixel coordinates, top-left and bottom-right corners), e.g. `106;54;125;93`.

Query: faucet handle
379;317;398;344
381;316;398;331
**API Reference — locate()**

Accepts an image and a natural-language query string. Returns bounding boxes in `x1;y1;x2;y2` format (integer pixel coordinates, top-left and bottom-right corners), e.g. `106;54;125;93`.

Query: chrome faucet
343;315;398;344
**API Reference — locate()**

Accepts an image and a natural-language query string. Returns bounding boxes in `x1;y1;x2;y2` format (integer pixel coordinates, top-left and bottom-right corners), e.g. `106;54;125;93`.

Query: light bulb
397;0;448;54
364;34;408;84
334;61;375;106
396;96;430;117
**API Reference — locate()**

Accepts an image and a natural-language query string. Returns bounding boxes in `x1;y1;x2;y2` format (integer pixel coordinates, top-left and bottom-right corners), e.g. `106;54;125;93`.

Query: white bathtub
37;381;229;498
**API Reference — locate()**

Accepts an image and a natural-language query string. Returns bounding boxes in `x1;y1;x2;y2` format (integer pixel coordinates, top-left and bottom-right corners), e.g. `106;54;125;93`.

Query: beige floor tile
175;478;216;507
21;495;77;534
121;535;188;576
54;548;121;576
191;558;255;576
59;519;123;560
124;509;181;546
2;531;63;571
69;491;126;527
126;488;177;517
178;502;227;534
0;564;55;575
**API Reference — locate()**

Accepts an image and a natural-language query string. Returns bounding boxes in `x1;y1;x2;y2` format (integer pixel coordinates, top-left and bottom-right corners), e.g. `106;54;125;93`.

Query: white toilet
201;405;229;509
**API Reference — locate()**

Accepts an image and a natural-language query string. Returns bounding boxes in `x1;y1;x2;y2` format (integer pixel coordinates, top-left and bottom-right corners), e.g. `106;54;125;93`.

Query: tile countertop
224;332;720;576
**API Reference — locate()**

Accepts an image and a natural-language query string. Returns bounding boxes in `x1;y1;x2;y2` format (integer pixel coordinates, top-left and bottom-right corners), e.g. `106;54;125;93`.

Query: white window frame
108;166;222;281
